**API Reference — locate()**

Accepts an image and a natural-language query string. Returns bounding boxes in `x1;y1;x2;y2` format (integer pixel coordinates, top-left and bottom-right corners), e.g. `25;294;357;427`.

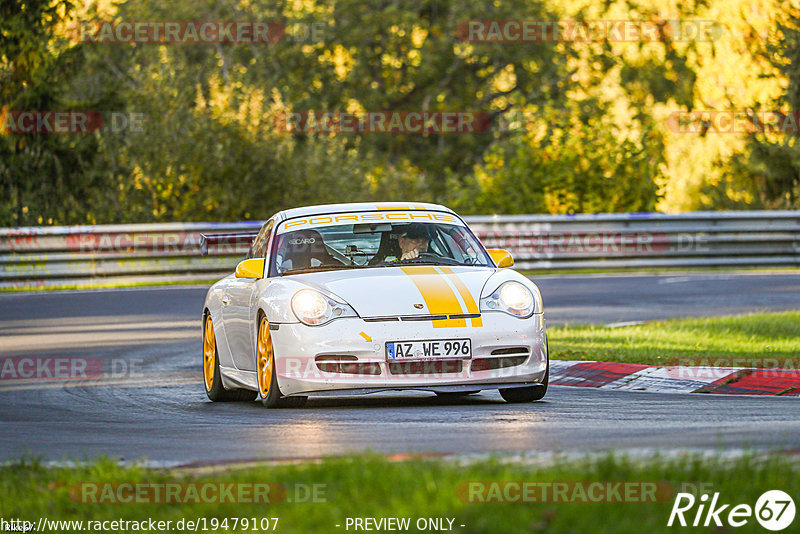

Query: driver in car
397;223;430;260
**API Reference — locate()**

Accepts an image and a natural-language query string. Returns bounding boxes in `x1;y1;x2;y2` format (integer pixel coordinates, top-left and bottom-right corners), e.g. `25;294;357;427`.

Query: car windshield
270;219;493;276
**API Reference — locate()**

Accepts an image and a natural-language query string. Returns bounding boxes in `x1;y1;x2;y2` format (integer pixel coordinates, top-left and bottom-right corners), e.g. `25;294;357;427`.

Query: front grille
388;359;463;375
471;355;528;372
399;315;448;322
364;313;482;322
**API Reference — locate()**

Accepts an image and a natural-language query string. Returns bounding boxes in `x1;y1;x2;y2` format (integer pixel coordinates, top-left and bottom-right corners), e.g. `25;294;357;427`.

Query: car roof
274;202;455;221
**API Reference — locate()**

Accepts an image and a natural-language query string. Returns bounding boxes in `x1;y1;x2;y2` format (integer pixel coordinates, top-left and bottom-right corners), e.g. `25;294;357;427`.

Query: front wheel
256;316;308;408
500;366;548;403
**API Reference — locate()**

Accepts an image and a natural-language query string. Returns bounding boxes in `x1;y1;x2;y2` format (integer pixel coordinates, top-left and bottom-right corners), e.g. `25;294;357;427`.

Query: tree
729;3;800;208
0;0;115;225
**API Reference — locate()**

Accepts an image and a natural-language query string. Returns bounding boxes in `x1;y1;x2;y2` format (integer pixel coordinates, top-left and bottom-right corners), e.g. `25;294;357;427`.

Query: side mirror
487;249;514;268
234;258;265;279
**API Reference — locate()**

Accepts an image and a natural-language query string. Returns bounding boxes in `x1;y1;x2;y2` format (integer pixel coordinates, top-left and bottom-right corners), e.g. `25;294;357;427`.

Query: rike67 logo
668;490;795;531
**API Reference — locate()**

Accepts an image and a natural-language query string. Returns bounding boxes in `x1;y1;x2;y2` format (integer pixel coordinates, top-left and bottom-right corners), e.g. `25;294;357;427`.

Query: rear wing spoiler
199;232;258;256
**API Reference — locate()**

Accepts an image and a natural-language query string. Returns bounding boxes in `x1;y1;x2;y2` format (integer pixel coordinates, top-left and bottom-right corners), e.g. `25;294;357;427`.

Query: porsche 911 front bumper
268;313;548;396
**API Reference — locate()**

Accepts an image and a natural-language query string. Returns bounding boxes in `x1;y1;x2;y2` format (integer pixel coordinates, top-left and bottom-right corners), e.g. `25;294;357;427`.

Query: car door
222;219;273;371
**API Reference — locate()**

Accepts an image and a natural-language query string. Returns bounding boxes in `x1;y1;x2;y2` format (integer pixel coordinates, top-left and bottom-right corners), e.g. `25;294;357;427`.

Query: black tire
256;315;308;408
500;340;549;403
260;359;308;408
204;315;257;402
499;383;546;403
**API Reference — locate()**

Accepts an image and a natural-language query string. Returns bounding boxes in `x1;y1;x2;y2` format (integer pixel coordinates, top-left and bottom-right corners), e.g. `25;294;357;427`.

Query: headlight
480;281;539;318
500;283;532;311
291;289;357;326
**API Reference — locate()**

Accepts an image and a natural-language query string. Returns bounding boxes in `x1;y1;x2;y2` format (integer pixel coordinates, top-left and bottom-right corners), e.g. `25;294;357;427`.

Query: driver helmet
398;223;430;241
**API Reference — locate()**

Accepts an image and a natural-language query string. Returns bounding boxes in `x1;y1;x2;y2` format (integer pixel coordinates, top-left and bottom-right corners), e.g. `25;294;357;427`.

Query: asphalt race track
2;272;800;464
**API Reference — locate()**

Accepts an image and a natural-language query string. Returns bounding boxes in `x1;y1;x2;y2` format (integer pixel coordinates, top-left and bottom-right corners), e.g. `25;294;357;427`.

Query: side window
248;220;273;259
262;219;276;259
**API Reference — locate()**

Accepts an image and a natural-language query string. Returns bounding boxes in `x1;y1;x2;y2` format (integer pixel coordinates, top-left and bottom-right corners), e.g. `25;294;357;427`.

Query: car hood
294;265;497;318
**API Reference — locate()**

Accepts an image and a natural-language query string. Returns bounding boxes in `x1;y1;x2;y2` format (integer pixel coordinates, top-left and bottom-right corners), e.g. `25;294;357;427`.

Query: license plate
385;339;471;360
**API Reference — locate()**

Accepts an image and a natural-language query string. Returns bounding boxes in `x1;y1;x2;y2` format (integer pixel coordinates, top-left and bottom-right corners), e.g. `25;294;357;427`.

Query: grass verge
548;310;800;367
1;454;797;533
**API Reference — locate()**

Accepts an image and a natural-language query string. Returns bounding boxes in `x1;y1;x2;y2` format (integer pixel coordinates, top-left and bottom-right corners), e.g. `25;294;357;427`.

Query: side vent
315;355;381;375
490;347;529;356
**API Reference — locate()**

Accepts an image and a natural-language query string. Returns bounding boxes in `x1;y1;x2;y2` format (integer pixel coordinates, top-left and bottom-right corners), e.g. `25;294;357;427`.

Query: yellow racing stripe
400;266;466;328
438;267;483;327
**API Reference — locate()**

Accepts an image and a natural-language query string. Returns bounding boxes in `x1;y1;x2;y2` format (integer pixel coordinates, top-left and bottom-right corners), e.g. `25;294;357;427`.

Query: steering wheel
398;252;461;265
398;252;440;262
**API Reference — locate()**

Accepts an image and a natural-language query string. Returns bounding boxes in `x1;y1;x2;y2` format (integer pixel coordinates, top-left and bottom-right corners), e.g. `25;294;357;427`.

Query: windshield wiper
280;264;362;276
374;258;459;267
399;257;462;266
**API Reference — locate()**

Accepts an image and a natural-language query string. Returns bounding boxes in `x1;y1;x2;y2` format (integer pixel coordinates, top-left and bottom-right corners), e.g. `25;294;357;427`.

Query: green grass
549;310;800;367
1;454;797;533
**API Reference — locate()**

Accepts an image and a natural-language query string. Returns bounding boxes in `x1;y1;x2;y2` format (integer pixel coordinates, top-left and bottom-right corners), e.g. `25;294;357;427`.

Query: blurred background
1;0;798;227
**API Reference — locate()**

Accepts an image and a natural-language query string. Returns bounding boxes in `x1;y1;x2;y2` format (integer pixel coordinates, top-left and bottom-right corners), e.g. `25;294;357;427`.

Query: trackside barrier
0;211;798;288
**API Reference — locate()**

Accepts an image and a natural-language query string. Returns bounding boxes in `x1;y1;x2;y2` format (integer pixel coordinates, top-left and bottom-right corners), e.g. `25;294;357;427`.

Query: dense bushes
1;0;797;226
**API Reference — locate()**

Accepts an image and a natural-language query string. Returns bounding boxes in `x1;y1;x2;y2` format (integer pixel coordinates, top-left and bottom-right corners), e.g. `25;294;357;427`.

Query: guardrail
1;211;798;288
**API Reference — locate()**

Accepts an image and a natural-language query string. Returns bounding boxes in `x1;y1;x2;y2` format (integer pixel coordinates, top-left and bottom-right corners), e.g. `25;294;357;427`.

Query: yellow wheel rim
203;316;215;391
257;317;274;398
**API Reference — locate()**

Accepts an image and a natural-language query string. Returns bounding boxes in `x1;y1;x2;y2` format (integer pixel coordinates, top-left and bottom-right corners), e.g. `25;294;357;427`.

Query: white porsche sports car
201;202;548;408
